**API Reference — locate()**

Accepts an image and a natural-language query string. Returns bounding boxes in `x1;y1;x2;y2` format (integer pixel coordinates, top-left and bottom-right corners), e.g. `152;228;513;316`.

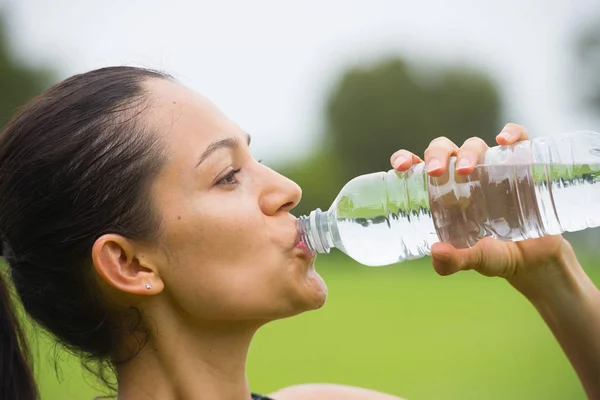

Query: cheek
168;266;275;320
160;198;286;319
167;192;265;258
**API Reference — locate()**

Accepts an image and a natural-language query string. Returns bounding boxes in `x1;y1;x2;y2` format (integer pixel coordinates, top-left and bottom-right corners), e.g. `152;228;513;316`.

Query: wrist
509;239;596;305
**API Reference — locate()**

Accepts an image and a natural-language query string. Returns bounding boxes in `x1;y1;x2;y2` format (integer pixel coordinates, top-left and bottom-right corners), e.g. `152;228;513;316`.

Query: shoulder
268;383;406;400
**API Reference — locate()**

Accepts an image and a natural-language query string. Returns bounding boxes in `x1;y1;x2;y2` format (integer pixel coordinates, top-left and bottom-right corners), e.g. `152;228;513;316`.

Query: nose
258;163;302;216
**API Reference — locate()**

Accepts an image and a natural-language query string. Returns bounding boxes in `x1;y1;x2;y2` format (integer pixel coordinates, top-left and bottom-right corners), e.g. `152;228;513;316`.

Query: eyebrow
196;133;252;167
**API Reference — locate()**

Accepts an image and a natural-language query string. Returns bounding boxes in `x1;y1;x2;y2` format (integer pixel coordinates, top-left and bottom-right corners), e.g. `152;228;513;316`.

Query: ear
91;234;164;295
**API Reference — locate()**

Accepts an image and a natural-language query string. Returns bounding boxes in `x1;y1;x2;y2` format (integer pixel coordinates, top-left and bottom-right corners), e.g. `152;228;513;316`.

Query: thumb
430;242;477;276
431;238;514;278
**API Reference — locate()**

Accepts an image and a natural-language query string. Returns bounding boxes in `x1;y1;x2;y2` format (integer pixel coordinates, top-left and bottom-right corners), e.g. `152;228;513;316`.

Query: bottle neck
297;208;334;254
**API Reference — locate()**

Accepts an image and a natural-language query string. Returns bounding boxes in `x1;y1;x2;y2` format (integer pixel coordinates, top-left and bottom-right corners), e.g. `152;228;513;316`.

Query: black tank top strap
251;393;274;400
94;393;273;399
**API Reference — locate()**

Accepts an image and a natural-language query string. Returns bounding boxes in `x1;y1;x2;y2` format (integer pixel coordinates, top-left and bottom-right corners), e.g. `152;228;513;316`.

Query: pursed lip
280;217;316;261
293;228;316;259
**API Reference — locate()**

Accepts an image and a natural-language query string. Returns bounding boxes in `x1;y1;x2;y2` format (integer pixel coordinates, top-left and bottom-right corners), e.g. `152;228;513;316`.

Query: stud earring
145;283;152;290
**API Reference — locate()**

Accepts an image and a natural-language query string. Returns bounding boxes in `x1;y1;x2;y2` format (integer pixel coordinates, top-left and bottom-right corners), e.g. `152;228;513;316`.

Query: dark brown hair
0;66;171;399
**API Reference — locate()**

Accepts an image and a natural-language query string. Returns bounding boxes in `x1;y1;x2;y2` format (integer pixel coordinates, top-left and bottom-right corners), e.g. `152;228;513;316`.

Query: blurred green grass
29;252;598;400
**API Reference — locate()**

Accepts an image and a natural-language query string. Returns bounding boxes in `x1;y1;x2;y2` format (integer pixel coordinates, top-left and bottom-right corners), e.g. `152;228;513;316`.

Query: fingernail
432;245;453;262
426;158;442;172
392;155;407;169
456;158;471;170
497;131;513;141
434;250;451;263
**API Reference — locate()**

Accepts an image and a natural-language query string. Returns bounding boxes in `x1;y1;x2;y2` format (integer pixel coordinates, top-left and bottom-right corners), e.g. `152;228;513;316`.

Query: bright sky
2;0;600;164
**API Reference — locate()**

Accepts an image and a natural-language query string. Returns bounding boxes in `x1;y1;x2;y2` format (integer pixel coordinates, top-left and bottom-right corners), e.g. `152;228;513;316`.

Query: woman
0;66;598;400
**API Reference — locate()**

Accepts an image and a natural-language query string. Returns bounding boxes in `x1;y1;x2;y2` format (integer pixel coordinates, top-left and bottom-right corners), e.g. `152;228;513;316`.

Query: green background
29;252;595;400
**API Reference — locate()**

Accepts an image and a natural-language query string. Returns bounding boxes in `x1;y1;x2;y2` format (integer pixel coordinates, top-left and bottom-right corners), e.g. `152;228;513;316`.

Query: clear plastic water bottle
297;131;600;266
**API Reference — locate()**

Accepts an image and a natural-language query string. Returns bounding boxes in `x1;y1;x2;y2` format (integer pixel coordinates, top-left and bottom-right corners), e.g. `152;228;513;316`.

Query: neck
116;316;260;400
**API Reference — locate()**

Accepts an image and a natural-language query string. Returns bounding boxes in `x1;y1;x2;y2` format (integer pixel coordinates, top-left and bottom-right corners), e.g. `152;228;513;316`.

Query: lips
295;238;316;261
291;228;313;257
294;229;308;248
296;239;310;251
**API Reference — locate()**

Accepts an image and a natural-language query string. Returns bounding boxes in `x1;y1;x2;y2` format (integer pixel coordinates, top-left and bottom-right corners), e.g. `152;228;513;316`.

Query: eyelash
216;160;263;186
217;168;242;186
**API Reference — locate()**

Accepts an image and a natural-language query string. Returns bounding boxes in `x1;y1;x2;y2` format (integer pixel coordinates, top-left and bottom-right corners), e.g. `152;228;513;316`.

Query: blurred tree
326;58;502;183
575;21;600;114
279;57;502;216
0;12;53;128
275;149;342;217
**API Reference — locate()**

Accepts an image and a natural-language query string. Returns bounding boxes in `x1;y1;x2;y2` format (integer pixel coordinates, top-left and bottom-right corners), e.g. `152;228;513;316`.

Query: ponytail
0;66;172;396
0;263;38;400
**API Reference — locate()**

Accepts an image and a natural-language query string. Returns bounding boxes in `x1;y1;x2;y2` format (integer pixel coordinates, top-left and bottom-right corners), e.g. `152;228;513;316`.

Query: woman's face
147;79;327;324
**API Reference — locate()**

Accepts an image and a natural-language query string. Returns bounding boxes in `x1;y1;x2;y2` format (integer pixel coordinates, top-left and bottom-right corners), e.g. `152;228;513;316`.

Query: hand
389;123;576;294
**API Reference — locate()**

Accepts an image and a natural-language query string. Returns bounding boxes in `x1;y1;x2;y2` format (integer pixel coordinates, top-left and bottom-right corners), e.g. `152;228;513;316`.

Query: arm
513;242;600;399
269;383;405;400
391;123;600;398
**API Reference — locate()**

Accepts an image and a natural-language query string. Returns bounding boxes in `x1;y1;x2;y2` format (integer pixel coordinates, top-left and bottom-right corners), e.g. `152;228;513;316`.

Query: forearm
515;248;600;399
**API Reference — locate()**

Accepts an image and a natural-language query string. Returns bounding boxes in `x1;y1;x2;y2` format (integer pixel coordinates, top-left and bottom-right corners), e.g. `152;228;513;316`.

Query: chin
307;270;328;309
274;276;328;320
297;269;328;312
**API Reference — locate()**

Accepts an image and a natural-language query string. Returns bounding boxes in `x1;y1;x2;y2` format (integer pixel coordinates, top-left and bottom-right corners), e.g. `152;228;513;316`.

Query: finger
496;123;530;146
431;241;490;276
423;137;460;177
431;238;516;278
430;242;467;276
455;137;489;175
390;150;424;171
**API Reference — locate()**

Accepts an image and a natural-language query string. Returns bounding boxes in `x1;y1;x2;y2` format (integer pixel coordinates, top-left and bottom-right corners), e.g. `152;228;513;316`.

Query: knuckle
462;136;486;147
391;149;411;163
474;249;485;270
427;136;459;153
429;136;451;146
423;147;437;158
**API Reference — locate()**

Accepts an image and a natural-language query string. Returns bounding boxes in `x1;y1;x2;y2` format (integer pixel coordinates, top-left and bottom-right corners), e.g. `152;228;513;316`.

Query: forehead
145;78;243;147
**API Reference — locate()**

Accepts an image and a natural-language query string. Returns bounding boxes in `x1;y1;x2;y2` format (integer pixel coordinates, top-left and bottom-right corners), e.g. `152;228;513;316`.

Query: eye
216;168;242;186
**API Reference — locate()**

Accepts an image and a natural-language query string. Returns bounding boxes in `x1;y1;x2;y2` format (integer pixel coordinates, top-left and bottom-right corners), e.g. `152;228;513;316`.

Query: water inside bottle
332;162;600;266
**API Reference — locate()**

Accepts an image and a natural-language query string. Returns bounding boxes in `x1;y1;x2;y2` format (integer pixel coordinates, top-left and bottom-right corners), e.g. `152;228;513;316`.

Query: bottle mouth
296;209;330;254
296;215;316;252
